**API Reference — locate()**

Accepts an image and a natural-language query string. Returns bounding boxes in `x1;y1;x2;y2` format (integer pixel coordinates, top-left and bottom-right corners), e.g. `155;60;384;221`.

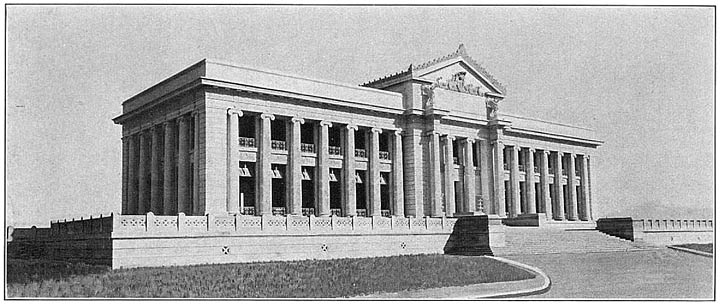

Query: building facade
113;44;602;224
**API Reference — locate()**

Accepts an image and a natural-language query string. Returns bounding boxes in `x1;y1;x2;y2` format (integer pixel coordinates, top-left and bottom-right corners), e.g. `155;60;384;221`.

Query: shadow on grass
7;259;111;284
673;243;713;254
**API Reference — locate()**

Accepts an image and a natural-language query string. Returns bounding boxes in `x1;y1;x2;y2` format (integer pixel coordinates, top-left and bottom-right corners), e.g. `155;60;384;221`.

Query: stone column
540;150;552;219
579;154;590;221
127;134;139;214
509;146;521;217
443;135;456;216
150;125;163;214
429;131;443;217
177;115;192;215
369;127;382;216
463;138;479;213
317;120;332;216
492;140;506;216
392;129;404;217
288;117;304;215
567;153;578;221
478;139;492;214
226;109;242;214
138;130;150;214
163;121;177;215
343;124;357;216
193;112;200;215
525;148;537;214
257;113;275;216
463;138;477;213
121;136;129;214
552;152;565;220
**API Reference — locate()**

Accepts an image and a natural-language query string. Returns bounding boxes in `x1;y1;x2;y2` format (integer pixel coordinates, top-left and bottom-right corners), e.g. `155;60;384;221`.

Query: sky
5;5;715;227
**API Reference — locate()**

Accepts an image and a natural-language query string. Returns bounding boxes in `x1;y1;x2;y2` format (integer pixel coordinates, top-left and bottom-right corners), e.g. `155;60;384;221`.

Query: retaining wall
8;213;504;269
596;217;713;245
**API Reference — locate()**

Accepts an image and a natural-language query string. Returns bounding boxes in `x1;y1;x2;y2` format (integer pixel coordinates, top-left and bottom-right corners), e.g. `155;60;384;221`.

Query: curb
667;245;713;258
479;256;552;298
353;256;551;299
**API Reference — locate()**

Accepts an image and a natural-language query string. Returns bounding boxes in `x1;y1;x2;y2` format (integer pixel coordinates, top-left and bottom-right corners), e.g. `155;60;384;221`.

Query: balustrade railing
242;206;256;215
379;151;390;160
271;140;287;151
518;164;526;172
453;157;459;165
355;149;367;158
238;137;256;148
356;209;367;217
575;170;581;176
381;210;391;217
562;169;568;176
272;207;286;216
534;165;539;172
503;163;509;171
330;208;342;216
329;146;342;156
301;208;315;216
301;143;315;153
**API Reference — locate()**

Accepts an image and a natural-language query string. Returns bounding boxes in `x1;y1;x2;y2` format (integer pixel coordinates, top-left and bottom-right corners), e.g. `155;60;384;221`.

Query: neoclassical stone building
113;44;602;225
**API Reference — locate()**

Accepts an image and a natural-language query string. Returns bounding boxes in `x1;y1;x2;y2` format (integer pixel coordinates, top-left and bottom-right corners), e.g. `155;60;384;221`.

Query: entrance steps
493;226;659;256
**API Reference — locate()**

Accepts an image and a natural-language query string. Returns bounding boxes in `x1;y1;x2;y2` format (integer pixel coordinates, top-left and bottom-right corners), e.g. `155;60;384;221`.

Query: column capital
227;107;244;117
464;137;476;144
528;147;536;153
445;135;456;141
177;114;191;123
370;127;382;134
260;113;275;121
393;128;403;136
557;151;564;157
569;152;577;158
543;149;551;155
320;120;333;127
425;130;442;137
512;145;520;152
290;117;305;124
345;124;358;131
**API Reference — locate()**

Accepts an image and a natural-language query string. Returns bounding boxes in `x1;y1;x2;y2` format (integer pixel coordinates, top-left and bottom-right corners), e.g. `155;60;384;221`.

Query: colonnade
122;112;198;215
226;109;404;218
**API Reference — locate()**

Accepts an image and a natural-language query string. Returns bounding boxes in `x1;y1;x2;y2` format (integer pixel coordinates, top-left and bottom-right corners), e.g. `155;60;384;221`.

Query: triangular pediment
418;60;496;95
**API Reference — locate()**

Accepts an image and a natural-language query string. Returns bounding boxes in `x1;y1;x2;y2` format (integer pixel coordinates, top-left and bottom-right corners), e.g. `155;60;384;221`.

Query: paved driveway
503;249;713;299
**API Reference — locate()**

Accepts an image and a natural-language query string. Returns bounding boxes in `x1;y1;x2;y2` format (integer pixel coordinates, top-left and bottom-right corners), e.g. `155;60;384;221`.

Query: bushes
7;254;534;298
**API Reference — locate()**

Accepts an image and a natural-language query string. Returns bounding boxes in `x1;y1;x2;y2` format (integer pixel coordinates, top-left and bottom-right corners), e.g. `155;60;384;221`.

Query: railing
271;140;287;151
381;210;391;217
329;146;342;156
330;208;342;216
548;167;555;174
356;209;367;217
453;157;459;165
355;149;367;158
534;165;539;172
503;163;509;171
575;170;581;176
272;207;286;216
562;169;568;176
518;164;526;172
302;208;315;216
379;151;390;160
242;206;256;215
238;137;256;148
301;143;315;153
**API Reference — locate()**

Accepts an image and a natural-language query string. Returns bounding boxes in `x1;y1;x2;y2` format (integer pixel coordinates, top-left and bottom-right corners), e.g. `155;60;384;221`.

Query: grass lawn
7;254;534;298
674;243;713;254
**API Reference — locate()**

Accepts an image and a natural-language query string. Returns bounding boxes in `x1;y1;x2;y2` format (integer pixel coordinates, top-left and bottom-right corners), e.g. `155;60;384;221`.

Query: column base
454;211;486;217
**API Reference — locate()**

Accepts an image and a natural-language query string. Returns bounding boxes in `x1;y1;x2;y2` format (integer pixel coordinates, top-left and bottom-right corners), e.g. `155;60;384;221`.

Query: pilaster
478;139;493;215
492;139;506;217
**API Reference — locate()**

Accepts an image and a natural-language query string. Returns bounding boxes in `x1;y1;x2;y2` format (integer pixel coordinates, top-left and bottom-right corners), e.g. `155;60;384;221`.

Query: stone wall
597;217;713;245
7;214;505;269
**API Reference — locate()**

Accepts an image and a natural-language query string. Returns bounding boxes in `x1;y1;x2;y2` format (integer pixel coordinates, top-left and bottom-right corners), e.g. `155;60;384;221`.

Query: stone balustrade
109;212;458;235
638;218;713;231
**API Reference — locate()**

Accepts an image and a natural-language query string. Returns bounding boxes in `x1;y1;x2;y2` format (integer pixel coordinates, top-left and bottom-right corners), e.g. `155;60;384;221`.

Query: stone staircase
493;226;659;256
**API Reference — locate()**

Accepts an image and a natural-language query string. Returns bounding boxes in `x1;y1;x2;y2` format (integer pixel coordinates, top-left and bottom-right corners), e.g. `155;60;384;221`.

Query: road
503;249;714;299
